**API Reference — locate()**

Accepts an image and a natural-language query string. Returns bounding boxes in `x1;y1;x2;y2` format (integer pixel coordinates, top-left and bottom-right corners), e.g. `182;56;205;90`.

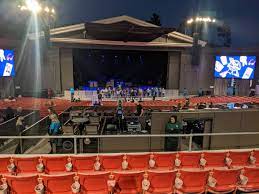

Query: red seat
203;152;226;168
253;150;259;166
153;153;176;169
127;154;149;170
100;154;123;170
208;169;240;193
179;152;201;168
41;173;74;194
0;157;10;174
71;155;96;172
5;175;38;194
229;151;250;167
148;170;176;193
42;156;68;174
114;171;143;194
79;172;109;194
14;157;39;175
178;170;208;193
239;167;259;192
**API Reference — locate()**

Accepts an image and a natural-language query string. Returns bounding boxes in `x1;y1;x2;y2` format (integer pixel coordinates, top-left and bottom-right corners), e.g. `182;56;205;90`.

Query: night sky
52;0;259;47
1;0;259;47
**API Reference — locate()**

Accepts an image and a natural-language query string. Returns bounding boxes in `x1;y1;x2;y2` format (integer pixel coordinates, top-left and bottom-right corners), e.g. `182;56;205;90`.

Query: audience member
165;115;182;151
135;101;144;116
5;107;15;121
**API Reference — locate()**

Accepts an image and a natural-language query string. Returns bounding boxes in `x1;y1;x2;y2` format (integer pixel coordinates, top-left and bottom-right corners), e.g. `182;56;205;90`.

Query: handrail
2;131;259;139
0;111;36;126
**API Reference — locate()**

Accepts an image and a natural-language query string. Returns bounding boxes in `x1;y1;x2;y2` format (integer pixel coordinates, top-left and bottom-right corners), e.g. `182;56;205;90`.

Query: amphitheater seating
79;172;110;194
5;175;38;194
147;170;176;193
0;150;259;193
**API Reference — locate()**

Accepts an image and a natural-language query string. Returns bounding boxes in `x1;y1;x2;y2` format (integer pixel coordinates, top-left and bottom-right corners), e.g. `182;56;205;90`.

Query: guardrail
2;131;259;155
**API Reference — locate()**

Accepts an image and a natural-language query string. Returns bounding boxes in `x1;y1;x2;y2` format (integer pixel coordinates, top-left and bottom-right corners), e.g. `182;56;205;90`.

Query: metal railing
1;131;259;155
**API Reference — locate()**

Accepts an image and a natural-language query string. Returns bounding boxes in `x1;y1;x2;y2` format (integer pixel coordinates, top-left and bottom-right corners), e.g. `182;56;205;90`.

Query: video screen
0;49;15;77
214;56;256;79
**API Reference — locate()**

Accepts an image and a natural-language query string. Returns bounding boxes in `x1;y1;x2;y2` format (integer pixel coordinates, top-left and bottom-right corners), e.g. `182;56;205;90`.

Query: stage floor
0;96;258;118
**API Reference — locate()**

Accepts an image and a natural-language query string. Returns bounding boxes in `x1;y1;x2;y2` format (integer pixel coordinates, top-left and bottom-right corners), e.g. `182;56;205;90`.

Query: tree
147;13;161;26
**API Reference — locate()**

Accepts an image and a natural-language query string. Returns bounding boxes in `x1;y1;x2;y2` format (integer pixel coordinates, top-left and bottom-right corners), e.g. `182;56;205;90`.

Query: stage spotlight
25;0;41;14
44;6;50;13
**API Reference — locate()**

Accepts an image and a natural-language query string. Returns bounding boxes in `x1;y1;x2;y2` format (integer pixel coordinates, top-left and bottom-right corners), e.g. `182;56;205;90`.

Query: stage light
51;8;55;14
25;0;41;14
188;16;217;24
44;7;50;13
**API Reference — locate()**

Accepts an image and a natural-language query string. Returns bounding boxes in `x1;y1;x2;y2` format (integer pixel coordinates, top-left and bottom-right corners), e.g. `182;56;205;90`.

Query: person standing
15;116;26;154
70;88;75;102
165;116;182;151
135;101;144;116
48;108;62;153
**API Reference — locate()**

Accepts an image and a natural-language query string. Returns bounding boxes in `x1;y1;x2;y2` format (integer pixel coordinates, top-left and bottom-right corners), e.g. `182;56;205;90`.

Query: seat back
204;152;226;167
244;167;259;184
180;170;208;188
100;154;123;170
114;171;143;193
6;175;38;194
71;156;96;172
154;153;175;169
180;152;201;168
0;157;10;173
14;157;39;174
213;169;239;187
229;151;250;166
148;170;176;191
79;172;109;193
127;154;149;170
43;156;67;174
253;150;259;166
42;174;74;193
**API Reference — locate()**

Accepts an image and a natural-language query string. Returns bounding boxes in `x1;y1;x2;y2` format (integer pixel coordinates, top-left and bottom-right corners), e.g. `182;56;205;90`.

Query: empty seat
114;171;143;194
203;151;226;168
71;155;96;172
153;153;176;169
100;154;123;171
239;167;259;192
5;175;38;194
14;157;39;175
177;170;208;193
41;173;75;194
42;156;68;174
148;170;176;193
127;154;149;170
0;157;11;174
229;151;250;167
179;152;201;168
253;150;259;166
79;172;109;194
208;169;240;193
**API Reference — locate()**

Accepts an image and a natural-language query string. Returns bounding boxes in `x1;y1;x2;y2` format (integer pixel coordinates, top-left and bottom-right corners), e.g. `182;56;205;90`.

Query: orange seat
148;170;176;193
114;171;143;194
203;152;226;168
79;172;109;194
208;169;240;193
153;153;175;169
100;154;123;171
43;156;68;174
71;155;96;172
127;154;149;170
41;173;74;194
0;157;10;174
14;157;39;175
179;152;201;168
229;151;250;167
178;170;208;194
239;167;259;192
5;175;38;194
253;150;259;166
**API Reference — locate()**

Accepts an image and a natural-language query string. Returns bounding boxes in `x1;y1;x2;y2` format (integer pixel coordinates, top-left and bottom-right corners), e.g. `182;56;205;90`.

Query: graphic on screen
0;49;15;77
214;56;256;79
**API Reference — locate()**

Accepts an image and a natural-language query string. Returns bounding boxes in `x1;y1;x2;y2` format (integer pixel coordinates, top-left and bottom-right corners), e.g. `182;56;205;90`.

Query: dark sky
52;0;259;47
1;0;259;47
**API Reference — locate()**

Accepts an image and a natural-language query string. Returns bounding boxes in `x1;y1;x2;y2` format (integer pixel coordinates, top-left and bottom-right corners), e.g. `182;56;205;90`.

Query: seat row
0;150;258;175
1;167;259;194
